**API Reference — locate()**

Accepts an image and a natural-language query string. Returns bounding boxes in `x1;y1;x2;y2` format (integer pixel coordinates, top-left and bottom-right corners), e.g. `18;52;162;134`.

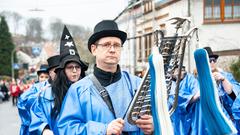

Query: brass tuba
125;17;199;125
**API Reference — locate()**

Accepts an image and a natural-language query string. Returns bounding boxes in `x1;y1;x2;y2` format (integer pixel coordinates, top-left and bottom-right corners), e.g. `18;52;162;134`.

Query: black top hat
57;25;88;71
47;55;60;71
37;64;49;75
87;20;127;52
203;47;219;59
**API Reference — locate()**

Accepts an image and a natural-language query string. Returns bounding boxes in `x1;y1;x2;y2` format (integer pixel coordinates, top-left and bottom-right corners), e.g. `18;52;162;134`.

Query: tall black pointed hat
57;25;88;71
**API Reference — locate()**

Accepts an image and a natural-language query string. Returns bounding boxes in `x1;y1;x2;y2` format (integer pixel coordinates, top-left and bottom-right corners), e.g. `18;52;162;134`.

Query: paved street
0;99;20;135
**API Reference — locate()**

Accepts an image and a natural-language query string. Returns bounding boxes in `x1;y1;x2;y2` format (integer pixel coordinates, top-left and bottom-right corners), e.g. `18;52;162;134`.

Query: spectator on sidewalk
10;79;21;106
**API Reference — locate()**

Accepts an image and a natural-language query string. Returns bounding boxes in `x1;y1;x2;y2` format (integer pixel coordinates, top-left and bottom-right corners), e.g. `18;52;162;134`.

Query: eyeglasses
95;42;122;51
65;65;81;71
209;58;217;63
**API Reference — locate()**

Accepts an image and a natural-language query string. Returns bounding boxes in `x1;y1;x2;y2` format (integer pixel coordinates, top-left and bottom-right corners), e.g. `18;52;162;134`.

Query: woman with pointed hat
29;25;88;135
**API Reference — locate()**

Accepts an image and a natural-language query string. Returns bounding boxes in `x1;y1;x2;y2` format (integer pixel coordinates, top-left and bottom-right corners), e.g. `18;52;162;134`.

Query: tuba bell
124;17;199;125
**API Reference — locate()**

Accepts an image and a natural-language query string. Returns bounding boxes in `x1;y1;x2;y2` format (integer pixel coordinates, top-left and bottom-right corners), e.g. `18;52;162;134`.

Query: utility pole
187;0;191;72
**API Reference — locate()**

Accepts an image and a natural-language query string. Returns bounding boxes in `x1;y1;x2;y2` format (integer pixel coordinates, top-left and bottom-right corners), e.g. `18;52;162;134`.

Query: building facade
115;0;240;74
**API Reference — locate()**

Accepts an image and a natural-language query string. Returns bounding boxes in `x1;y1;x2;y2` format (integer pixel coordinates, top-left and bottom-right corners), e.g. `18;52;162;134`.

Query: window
136;31;154;62
137;36;142;62
155;0;179;9
144;0;153;14
143;33;153;62
204;0;240;23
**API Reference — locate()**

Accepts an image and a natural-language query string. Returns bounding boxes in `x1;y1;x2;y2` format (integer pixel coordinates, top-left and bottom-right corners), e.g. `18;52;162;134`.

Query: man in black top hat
203;47;240;133
58;20;154;134
204;46;239;99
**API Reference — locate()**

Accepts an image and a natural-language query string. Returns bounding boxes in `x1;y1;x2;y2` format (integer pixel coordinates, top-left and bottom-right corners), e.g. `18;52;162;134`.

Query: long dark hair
51;63;86;119
51;69;70;119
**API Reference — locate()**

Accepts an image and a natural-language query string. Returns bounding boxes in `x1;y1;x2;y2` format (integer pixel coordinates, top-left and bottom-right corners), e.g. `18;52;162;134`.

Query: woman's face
64;62;81;83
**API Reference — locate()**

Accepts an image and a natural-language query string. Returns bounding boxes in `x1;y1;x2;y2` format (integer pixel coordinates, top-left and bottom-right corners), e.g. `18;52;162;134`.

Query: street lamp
11;47;16;79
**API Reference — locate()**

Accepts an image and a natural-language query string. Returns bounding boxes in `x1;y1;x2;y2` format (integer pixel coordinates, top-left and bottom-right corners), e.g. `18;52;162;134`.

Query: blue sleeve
29;96;48;135
18;95;31;135
178;75;199;113
17;91;32;126
57;85;107;135
218;72;240;113
225;72;240;97
232;96;240;134
232;96;240;120
17;85;39;135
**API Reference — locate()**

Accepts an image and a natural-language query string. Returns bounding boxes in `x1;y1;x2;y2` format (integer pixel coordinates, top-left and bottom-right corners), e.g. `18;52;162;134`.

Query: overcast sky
0;0;128;29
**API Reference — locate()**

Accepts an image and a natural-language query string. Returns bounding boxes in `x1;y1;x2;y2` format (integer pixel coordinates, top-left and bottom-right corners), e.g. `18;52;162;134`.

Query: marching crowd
1;20;239;135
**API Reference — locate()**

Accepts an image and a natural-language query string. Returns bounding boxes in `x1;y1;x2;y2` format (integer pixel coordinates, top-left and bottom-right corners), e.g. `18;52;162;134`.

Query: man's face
209;57;217;71
91;37;122;66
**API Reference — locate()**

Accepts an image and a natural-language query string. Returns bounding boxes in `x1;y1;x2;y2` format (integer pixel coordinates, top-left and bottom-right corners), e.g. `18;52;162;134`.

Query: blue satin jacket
169;73;200;135
17;81;50;135
29;86;57;135
57;72;143;135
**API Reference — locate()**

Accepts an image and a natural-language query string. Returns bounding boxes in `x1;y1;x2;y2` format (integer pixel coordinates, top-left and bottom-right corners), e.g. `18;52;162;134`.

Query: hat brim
37;70;48;75
47;66;58;72
55;57;88;73
88;30;127;52
209;54;219;59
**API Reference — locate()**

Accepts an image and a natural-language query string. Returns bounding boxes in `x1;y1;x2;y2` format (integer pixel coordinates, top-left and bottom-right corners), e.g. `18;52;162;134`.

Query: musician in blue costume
17;62;58;135
57;20;154;135
168;66;200;135
29;26;88;135
190;47;239;134
204;47;239;116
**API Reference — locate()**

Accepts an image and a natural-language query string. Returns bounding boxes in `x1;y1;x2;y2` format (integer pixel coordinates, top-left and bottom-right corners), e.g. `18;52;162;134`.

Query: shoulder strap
122;71;134;97
89;74;116;118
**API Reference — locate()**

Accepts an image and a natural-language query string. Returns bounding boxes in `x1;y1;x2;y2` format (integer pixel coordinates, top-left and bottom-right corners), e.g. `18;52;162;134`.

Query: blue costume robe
232;94;240;134
57;72;143;135
169;73;199;135
17;81;50;135
190;71;239;135
29;86;57;135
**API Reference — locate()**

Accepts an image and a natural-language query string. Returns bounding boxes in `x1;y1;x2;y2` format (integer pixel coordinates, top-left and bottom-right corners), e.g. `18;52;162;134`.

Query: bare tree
67;25;94;64
11;12;22;34
49;18;64;41
0;11;12;19
0;11;23;35
25;18;43;42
